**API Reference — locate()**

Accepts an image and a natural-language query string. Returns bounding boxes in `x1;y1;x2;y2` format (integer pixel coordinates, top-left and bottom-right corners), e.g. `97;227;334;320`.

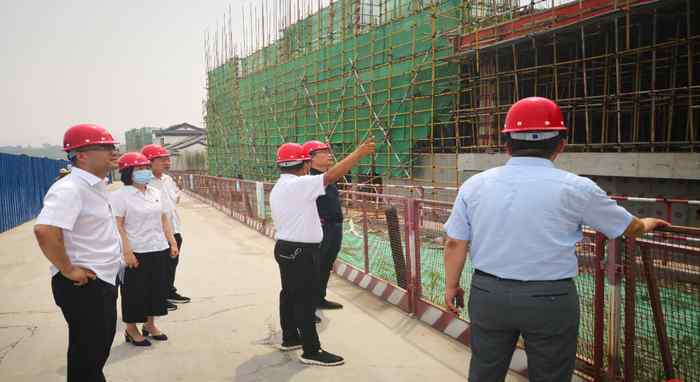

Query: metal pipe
640;247;676;380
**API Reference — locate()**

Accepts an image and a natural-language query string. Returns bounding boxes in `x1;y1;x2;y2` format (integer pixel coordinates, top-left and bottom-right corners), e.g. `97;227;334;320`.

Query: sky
0;0;253;147
0;0;549;147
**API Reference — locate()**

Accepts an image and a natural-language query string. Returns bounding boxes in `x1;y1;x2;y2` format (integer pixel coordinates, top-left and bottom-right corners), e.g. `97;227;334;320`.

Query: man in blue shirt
443;97;670;382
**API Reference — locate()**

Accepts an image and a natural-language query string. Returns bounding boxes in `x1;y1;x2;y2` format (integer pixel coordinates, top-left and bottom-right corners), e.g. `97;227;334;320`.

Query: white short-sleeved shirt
36;167;123;285
270;174;326;243
444;157;634;281
109;185;170;253
149;174;181;234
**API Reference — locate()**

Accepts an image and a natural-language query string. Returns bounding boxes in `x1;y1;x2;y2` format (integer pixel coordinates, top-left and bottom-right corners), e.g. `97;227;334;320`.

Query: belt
276;240;320;248
474;269;572;283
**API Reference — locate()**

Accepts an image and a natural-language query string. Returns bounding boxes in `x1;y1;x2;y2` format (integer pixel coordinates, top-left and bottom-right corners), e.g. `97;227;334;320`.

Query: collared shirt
444;157;634;281
149;173;181;234
109;185;170;253
310;168;343;223
270;174;326;243
36;167;122;285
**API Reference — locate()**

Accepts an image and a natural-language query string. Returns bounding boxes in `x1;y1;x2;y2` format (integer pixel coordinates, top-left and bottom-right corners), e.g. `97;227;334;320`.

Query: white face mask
133;169;154;184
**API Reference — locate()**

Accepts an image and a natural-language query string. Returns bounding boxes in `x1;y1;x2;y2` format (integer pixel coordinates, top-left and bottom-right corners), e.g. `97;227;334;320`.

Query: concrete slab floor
0;194;529;382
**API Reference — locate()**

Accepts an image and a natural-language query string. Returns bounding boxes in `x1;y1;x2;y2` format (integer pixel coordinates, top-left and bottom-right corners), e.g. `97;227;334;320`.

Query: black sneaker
313;314;322;324
300;350;344;366
318;300;343;310
276;338;302;351
167;292;191;304
166;301;178;311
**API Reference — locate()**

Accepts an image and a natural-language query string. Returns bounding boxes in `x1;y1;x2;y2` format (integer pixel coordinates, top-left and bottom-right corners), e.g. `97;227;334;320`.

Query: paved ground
0;193;529;382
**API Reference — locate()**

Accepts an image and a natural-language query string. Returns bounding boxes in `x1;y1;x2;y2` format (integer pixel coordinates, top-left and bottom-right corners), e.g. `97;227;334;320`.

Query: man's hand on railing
445;286;465;314
623;217;672;238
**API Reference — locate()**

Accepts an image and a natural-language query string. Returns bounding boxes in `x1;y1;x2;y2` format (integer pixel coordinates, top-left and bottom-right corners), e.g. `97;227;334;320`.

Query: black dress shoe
167;301;178;311
318;300;343;310
142;328;168;341
125;331;151;347
167;292;191;304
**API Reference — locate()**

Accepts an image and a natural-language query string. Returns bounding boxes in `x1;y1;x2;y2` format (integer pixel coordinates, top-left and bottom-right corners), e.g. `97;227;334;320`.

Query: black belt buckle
474;269;572;283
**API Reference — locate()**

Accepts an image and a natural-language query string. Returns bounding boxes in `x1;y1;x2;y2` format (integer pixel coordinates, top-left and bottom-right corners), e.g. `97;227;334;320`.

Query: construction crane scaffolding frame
204;0;699;188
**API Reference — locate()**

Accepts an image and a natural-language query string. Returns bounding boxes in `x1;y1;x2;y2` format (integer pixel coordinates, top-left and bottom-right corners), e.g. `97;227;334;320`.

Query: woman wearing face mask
110;152;179;347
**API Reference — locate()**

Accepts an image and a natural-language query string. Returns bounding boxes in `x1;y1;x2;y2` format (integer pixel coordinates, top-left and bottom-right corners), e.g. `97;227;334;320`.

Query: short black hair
505;132;567;159
120;167;134;185
278;162;304;173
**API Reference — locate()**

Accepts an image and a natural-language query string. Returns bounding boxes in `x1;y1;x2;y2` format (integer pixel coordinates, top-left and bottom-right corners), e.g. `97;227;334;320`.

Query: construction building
204;0;699;224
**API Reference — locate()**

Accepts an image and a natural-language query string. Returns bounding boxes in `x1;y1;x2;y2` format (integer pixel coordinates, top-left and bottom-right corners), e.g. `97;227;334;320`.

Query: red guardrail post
404;198;416;314
410;199;423;308
593;232;606;382
606;237;623;381
362;196;369;274
360;195;369;273
624;237;637;382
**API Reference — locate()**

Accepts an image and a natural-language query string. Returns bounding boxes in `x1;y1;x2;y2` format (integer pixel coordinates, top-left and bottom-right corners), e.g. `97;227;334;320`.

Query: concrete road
0;194;528;382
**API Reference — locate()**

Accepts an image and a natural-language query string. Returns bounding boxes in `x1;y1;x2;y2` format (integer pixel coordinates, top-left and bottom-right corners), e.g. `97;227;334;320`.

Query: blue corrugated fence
0;153;68;233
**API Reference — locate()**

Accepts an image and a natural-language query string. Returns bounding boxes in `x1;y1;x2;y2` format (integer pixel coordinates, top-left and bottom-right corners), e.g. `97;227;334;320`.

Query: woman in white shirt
110;152;179;347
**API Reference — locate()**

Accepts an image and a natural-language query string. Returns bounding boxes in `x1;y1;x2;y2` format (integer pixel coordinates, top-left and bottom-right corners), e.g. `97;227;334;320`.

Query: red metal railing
338;182;700;227
173;172;699;381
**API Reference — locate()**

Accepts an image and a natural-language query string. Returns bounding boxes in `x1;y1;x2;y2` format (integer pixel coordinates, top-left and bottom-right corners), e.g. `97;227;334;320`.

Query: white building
154;123;207;171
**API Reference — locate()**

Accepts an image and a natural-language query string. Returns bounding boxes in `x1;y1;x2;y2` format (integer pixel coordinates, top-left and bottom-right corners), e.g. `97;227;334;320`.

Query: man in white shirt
269;138;374;366
142;144;190;309
34;124;122;382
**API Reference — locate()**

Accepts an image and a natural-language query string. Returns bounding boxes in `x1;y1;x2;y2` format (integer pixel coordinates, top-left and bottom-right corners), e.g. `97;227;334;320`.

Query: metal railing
173;172;699;381
337;182;700;227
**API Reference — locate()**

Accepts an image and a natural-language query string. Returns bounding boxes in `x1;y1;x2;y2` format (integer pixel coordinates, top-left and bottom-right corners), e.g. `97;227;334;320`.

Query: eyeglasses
76;145;118;153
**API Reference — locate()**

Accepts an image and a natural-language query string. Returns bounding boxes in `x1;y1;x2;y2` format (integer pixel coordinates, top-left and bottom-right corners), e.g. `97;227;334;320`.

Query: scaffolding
451;0;700;153
204;0;699;186
125;127;155;152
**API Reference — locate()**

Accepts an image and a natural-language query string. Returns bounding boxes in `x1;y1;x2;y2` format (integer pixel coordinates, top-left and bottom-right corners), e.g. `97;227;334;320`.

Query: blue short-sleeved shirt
444;157;634;281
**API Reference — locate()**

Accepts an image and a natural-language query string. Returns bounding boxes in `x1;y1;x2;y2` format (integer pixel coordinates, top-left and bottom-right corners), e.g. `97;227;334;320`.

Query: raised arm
323;138;375;187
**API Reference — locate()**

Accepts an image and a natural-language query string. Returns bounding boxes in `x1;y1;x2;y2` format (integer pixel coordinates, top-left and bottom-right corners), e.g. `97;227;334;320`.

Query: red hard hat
276;143;309;166
63;124;118;152
118;152;151;172
502;97;567;134
141;144;170;160
302;140;330;158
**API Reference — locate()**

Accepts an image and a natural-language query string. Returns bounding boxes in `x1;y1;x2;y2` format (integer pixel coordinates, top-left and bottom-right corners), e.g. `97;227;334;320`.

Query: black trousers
467;272;580;382
168;233;183;295
318;222;343;303
120;249;169;323
274;240;321;356
52;273;117;382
